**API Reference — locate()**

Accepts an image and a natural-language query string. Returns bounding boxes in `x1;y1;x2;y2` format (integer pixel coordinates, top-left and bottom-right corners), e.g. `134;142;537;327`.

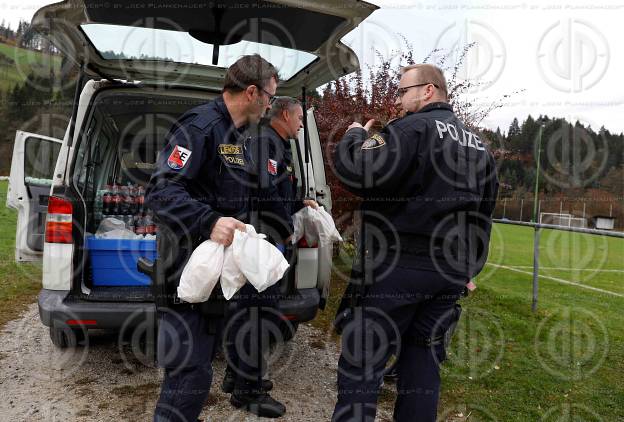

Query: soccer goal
539;212;587;228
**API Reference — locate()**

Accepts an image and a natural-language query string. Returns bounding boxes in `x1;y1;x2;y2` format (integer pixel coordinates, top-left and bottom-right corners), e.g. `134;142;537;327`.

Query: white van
6;0;377;349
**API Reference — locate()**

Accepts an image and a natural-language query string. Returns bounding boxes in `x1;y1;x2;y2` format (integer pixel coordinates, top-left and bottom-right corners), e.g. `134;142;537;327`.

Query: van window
81;23;317;80
24;137;61;185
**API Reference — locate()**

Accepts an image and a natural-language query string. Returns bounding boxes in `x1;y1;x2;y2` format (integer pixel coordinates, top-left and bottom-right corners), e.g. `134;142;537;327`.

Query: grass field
0;42;62;91
0;176;622;419
314;220;624;420
0;181;41;329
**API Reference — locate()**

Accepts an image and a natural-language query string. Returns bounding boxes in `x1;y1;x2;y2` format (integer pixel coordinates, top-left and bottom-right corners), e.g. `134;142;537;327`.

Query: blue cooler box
87;236;157;286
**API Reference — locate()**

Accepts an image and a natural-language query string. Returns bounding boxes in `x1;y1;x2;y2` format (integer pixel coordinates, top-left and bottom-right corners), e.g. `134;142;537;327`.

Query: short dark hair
267;96;301;120
222;54;280;93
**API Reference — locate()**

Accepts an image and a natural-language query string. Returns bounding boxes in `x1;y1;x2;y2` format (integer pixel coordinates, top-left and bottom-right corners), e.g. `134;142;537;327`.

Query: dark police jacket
253;124;304;219
243;123;299;244
334;102;499;279
145;97;290;289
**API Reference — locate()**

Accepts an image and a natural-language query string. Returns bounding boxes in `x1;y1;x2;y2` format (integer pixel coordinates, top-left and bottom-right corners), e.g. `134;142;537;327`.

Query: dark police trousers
332;262;466;422
153;307;222;422
224;282;282;391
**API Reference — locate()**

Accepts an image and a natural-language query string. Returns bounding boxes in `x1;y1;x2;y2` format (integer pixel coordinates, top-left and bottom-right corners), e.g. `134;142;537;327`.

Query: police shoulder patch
361;133;386;150
167;145;192;170
267;159;278;175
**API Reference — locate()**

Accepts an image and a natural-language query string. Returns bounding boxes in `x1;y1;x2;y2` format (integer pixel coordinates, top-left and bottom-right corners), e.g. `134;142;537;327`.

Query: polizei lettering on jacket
435;120;485;151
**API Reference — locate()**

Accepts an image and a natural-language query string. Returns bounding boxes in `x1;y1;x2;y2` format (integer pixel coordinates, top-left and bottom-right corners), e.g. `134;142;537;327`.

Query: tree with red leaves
312;43;516;224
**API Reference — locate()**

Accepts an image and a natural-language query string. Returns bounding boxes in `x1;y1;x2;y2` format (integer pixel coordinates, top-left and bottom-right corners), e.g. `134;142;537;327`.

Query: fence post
532;227;541;313
520;199;524;222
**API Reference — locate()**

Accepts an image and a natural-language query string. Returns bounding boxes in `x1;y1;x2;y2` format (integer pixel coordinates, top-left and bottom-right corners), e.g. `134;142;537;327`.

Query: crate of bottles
87;236;156;286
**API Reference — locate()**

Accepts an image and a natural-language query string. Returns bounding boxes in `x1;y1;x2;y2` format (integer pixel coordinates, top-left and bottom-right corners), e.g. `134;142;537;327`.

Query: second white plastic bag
232;224;289;293
292;206;343;245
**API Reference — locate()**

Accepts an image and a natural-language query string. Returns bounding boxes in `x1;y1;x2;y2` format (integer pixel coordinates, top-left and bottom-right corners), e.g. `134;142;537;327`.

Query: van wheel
49;326;86;348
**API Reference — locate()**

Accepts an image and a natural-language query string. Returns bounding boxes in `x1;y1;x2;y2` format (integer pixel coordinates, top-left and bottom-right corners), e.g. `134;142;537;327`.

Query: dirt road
0;304;393;421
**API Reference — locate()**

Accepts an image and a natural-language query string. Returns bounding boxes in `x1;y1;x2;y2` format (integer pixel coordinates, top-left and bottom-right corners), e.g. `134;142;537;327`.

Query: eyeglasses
255;85;276;104
397;82;439;97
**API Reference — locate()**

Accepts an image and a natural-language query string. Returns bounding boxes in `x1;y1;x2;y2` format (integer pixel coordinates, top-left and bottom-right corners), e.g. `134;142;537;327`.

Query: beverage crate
86;236;156;286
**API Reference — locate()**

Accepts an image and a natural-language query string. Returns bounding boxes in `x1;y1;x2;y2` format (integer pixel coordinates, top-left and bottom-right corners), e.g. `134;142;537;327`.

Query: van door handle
137;257;154;277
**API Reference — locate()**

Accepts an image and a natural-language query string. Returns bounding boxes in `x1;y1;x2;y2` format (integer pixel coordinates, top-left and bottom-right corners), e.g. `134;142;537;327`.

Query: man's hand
346;119;375;133
303;199;319;209
210;217;246;246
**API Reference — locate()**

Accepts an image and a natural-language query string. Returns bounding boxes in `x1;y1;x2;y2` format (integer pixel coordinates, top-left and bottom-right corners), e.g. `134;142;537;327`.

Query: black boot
221;366;236;393
230;387;286;418
222;367;273;393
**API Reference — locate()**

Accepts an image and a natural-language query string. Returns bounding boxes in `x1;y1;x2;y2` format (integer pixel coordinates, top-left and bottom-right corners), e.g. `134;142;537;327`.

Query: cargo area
72;89;210;298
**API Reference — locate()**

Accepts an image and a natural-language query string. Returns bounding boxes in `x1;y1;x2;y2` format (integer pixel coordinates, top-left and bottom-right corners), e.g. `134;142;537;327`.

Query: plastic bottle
111;183;121;215
124;184;136;215
103;184;112;216
120;185;130;215
145;211;156;236
135;214;146;236
136;185;145;215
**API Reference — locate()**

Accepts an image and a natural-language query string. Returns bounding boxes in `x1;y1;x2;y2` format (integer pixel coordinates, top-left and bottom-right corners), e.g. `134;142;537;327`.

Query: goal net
539;212;587;228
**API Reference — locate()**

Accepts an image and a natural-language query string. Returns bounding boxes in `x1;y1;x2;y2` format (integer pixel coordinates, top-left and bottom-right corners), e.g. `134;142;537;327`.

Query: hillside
0;41;62;92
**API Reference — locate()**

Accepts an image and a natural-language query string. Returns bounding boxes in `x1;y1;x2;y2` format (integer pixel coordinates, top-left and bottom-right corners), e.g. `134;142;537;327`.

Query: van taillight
45;196;73;244
297;237;317;248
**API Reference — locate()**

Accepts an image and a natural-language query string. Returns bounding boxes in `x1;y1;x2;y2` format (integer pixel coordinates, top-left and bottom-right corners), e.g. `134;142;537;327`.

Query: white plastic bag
95;217;140;239
220;246;246;300
316;206;343;244
292;206;342;245
177;240;224;303
232;224;289;293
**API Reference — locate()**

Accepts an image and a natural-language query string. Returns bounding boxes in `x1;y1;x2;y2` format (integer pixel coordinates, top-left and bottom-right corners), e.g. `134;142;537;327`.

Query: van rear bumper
277;288;320;323
38;289;156;329
38;287;319;328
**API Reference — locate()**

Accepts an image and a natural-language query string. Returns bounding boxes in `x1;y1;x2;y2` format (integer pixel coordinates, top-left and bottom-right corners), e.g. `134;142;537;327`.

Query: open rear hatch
31;0;378;94
32;0;377;303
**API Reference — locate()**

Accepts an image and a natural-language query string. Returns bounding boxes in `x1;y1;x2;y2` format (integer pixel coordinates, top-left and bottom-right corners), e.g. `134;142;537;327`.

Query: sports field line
486;263;624;299
509;265;624;273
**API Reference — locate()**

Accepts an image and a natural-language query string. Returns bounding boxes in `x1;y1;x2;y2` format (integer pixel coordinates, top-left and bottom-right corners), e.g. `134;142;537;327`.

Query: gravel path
0;303;393;421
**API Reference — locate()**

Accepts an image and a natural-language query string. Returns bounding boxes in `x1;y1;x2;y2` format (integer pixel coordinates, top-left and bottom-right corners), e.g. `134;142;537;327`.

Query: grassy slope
0;42;62;92
0;180;42;329
312;223;624;420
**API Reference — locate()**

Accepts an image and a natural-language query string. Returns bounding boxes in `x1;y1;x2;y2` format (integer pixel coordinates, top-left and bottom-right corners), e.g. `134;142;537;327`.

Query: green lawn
0;42;62;91
314;222;624;421
0;180;42;328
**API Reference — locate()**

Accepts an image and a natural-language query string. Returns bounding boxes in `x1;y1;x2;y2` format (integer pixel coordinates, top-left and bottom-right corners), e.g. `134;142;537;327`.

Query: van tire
49;326;85;348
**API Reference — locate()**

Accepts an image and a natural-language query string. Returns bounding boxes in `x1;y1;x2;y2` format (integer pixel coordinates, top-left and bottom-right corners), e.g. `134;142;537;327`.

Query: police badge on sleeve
267;159;278;175
361;133;386;150
167;145;192;170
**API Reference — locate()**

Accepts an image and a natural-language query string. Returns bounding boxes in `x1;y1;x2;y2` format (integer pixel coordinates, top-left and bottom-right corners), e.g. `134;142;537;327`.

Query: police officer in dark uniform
221;96;316;417
331;63;499;421
145;54;283;422
255;96;319;228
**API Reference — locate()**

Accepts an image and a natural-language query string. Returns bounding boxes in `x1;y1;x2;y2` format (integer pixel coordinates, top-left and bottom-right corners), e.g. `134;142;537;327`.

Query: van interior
72;88;303;302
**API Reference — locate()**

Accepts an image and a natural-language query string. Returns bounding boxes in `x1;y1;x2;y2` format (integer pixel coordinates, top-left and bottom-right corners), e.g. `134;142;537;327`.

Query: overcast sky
2;0;623;134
